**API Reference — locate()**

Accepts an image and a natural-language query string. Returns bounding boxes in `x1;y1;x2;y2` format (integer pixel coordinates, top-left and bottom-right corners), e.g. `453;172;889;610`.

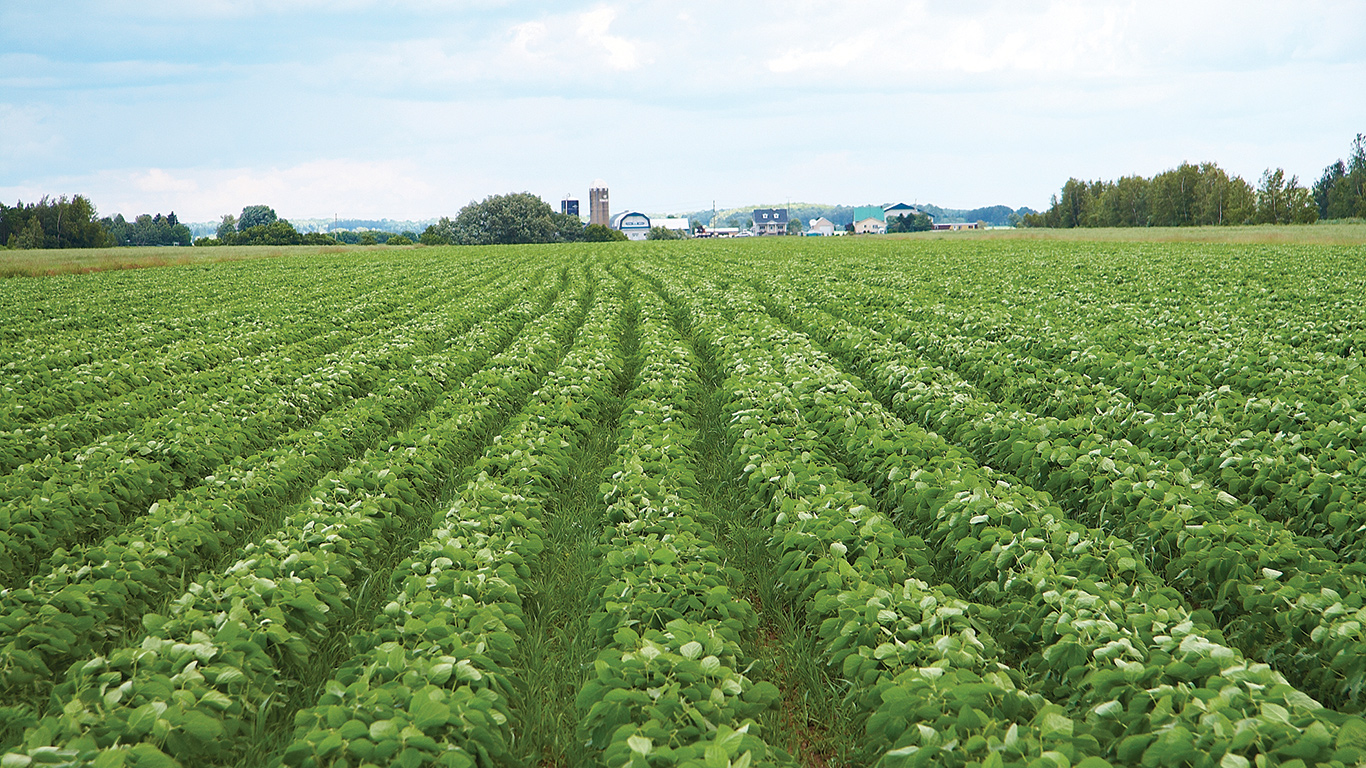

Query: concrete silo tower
589;180;610;227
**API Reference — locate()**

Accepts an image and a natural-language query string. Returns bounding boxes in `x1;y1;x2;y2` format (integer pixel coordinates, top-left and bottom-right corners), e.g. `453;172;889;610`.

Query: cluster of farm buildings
561;181;980;241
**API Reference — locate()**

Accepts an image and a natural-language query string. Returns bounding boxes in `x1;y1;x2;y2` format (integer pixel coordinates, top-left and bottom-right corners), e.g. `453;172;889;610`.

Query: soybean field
2;238;1366;768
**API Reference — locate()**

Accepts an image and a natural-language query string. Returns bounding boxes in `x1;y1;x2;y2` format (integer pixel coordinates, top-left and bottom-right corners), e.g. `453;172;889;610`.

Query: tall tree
1056;178;1096;228
1255;169;1318;224
1342;133;1366;219
1313;161;1346;219
236;219;303;245
450;192;560;245
15;218;45;249
887;213;932;232
1255;169;1289;224
584;223;627;242
1194;163;1253;226
419;217;456;245
237;205;278;230
217;214;238;241
1096;175;1150;227
101;211;193;247
1;195;113;248
1149;163;1203;226
549;211;586;242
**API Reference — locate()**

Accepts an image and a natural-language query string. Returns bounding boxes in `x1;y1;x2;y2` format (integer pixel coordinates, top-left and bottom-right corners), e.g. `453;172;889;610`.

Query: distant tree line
1023;163;1263;228
197;205;338;246
1024;134;1365;228
920;204;1037;226
331;230;416;246
1312;134;1366;220
102;212;192;247
1;196;113;249
684;203;1034;230
11;137;1359;250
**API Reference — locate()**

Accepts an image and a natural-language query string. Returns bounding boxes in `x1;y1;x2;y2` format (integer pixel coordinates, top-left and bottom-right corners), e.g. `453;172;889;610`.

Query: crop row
662;248;1366;710
775;272;1366;560
1;268;592;766
649;263;1366;767
0;283;414;425
0;252;503;375
0;264;504;473
798;243;1365;409
655;270;1076;767
0;270;257;358
0;258;297;343
4;240;1364;766
763;247;1364;496
744;280;1366;715
282;271;624;768
0;267;548;588
576;285;789;766
0;266;553;709
0;256;502;430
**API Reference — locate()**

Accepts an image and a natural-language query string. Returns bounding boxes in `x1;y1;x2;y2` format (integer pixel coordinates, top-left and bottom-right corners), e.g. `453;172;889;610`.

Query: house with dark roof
882;202;926;218
751;208;789;235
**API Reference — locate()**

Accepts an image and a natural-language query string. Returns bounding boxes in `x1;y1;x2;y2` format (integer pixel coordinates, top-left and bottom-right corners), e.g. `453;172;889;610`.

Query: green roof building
852;205;887;234
852;206;886;223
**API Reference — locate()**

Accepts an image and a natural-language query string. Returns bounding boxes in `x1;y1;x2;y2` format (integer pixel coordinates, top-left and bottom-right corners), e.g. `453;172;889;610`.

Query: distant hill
670;203;1037;229
186;217;437;238
290;218;438;234
919;204;1038;226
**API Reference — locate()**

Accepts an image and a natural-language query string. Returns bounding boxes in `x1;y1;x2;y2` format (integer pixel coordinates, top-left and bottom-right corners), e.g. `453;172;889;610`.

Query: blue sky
2;1;1363;222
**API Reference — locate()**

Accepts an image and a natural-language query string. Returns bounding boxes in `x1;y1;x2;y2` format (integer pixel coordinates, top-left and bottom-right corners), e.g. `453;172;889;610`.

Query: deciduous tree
1255;169;1318;224
420;217;456;245
1096;175;1150;227
647;225;683;240
450;192;562;245
238;205;278;231
584;223;627;242
0;195;113;248
550;212;585;242
1314;161;1346;219
217;214;237;241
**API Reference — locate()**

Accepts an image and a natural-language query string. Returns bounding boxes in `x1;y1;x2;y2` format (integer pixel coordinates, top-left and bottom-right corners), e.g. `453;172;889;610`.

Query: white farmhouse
807;217;836;236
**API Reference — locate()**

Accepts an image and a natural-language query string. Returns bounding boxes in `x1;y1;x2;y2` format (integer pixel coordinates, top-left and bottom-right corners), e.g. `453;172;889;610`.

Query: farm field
0;244;373;280
1;238;1365;767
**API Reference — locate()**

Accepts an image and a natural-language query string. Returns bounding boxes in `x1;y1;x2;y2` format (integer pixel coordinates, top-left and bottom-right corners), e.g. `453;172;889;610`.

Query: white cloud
764;3;1141;80
84;0;519;19
2;0;1363;218
132;169;199;195
757;0;1366;86
510;21;548;59
1;160;443;222
0;103;62;165
576;6;642;71
296;3;657;94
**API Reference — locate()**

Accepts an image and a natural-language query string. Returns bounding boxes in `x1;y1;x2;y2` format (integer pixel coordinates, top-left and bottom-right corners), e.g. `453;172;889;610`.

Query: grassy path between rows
511;275;640;767
657;277;863;767
242;268;587;767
